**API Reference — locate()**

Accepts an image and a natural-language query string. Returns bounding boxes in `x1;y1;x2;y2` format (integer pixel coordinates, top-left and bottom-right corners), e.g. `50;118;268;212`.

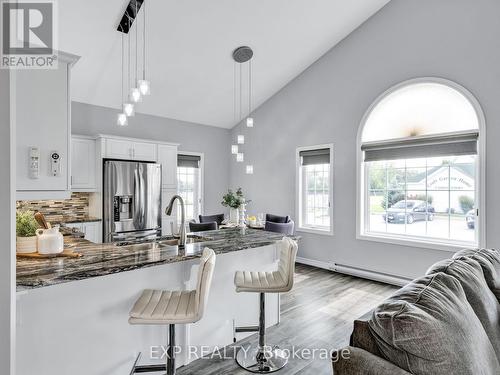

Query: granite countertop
16;228;299;292
59;216;102;224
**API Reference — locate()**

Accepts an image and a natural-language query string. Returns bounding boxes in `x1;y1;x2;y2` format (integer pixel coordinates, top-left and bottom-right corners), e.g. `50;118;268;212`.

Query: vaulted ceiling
59;0;390;128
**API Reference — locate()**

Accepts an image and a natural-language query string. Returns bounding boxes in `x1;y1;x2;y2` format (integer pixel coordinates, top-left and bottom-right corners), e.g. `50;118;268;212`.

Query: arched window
358;78;484;250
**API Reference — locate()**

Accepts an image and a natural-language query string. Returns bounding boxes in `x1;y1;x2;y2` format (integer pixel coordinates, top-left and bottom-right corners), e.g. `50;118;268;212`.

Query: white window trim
356;77;486;252
295;143;334;236
177;151;205;219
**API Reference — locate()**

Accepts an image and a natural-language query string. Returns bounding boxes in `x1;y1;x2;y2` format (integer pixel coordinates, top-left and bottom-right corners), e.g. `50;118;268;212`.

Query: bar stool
128;248;216;375
233;237;298;373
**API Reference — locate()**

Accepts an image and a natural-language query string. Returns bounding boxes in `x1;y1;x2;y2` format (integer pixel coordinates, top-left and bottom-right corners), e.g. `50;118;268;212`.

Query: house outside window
358;78;485;250
296;144;334;235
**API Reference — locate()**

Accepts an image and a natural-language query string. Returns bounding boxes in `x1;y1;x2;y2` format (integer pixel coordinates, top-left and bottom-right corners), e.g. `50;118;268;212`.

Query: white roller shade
362;131;478;162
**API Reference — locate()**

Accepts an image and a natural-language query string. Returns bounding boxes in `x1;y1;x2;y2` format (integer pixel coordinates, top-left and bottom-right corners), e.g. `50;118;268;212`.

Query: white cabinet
16;52;79;200
133;141;157;161
157;144;178;188
71;136;96;191
105;138;132;159
65;222;101;244
104;138;157;161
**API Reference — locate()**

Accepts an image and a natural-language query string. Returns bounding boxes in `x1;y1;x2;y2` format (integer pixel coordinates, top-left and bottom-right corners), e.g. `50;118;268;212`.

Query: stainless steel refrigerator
103;160;162;243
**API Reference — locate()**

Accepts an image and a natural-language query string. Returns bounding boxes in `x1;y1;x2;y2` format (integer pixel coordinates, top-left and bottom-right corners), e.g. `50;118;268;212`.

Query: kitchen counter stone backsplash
17;192;91;224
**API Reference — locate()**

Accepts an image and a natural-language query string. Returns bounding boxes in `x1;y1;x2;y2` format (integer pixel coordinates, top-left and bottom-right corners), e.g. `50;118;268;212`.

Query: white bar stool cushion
234;237;298;293
129;247;216;325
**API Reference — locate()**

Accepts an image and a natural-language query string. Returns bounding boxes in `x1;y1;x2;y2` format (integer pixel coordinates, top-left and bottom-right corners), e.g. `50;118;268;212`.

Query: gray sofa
332;248;500;374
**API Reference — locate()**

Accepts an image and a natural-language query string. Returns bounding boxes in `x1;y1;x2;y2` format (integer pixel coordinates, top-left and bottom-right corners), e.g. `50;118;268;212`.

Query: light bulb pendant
246;117;254;128
138;79;151;96
237;135;245;144
246;165;254;174
123;102;135;117
117;113;128;126
236;153;244;162
130;87;142;103
231;145;238;154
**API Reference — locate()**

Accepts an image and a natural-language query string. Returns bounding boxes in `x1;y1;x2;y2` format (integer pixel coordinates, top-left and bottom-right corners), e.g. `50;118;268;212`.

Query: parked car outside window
382;200;435;224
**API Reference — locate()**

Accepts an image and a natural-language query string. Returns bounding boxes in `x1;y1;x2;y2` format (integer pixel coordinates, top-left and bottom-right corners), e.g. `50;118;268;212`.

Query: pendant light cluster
232;46;254;174
117;0;150;126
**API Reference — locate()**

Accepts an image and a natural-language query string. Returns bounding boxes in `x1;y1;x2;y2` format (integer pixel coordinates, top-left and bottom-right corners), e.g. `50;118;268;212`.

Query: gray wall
230;0;500;279
72;102;231;215
0;69;15;374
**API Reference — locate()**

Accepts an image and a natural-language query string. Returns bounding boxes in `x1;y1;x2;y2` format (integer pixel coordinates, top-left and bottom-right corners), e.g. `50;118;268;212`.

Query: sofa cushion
369;272;500;375
350;319;382;357
453;248;500;301
427;258;500;358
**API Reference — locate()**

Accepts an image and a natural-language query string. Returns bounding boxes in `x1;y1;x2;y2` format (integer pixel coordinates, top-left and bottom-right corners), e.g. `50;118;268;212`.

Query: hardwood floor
177;264;398;375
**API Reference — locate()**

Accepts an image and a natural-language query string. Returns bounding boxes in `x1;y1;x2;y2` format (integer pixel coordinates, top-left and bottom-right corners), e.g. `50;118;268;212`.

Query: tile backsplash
17;192;90;223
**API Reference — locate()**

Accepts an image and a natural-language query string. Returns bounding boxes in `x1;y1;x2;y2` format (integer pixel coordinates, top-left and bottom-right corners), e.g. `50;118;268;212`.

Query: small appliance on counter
36;225;64;255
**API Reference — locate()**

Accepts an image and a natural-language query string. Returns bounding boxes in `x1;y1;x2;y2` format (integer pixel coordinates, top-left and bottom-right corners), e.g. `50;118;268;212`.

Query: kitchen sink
158;235;212;246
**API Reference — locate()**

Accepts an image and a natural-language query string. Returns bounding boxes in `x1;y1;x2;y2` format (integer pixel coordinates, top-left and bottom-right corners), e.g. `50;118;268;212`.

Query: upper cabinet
16;52;79;200
157;144;178;188
104;137;157;161
71;136;97;191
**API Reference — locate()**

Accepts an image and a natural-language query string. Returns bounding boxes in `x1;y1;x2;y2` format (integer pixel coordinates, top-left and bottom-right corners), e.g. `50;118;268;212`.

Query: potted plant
221;188;250;224
16;210;39;253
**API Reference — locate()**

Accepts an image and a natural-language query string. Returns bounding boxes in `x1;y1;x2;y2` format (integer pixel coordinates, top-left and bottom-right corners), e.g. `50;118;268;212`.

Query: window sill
357;232;478;253
296;227;334;236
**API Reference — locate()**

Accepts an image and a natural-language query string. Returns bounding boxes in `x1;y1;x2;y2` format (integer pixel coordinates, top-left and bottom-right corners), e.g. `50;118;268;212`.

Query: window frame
176;151;204;225
356;77;486;252
296;143;334;236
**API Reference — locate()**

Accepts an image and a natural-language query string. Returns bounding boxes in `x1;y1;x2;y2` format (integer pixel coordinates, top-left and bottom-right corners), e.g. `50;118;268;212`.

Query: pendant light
232;46;254;174
117;30;128;126
129;0;142;103
124;16;135;116
138;0;150;96
246;59;254;128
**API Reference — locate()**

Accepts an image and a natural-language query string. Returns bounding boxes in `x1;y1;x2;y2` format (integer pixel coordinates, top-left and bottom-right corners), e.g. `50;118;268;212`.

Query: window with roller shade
359;79;483;248
177;154;202;225
296;145;333;234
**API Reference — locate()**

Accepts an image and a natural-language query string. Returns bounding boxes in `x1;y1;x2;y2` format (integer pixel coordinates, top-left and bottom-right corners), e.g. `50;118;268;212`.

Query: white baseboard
296;256;411;287
296;256;331;270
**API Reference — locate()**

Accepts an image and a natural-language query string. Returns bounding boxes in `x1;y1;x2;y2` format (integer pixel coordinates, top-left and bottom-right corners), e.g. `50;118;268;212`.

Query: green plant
381;191;405;210
16;210;39;237
458;195;474;214
221;188;250;209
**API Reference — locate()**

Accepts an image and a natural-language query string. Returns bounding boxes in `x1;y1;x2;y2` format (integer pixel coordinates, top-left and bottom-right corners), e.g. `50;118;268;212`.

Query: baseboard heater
331;262;412;287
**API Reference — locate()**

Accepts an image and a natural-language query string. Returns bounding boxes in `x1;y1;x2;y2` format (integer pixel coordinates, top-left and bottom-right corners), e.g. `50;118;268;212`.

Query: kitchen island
16;228;298;375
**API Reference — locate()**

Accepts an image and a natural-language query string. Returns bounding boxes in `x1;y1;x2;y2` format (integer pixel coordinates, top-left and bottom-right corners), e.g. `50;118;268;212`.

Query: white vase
16;236;37;254
229;208;240;224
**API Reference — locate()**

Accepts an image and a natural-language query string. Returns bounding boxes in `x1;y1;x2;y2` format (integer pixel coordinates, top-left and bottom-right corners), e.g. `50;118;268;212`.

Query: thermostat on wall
50;151;62;176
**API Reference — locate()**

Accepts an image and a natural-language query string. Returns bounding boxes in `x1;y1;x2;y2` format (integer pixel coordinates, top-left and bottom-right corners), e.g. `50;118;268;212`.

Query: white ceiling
59;0;390;128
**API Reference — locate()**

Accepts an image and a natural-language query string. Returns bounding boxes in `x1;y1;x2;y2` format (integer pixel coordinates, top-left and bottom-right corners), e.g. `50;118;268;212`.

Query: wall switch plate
29;146;40;179
50;151;62;176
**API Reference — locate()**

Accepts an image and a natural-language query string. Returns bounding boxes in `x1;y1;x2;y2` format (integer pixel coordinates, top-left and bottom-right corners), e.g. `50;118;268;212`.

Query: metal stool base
236;343;288;373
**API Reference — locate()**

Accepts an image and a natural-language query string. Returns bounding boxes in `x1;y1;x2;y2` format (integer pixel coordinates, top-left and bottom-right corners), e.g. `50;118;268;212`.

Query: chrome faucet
165;194;186;248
